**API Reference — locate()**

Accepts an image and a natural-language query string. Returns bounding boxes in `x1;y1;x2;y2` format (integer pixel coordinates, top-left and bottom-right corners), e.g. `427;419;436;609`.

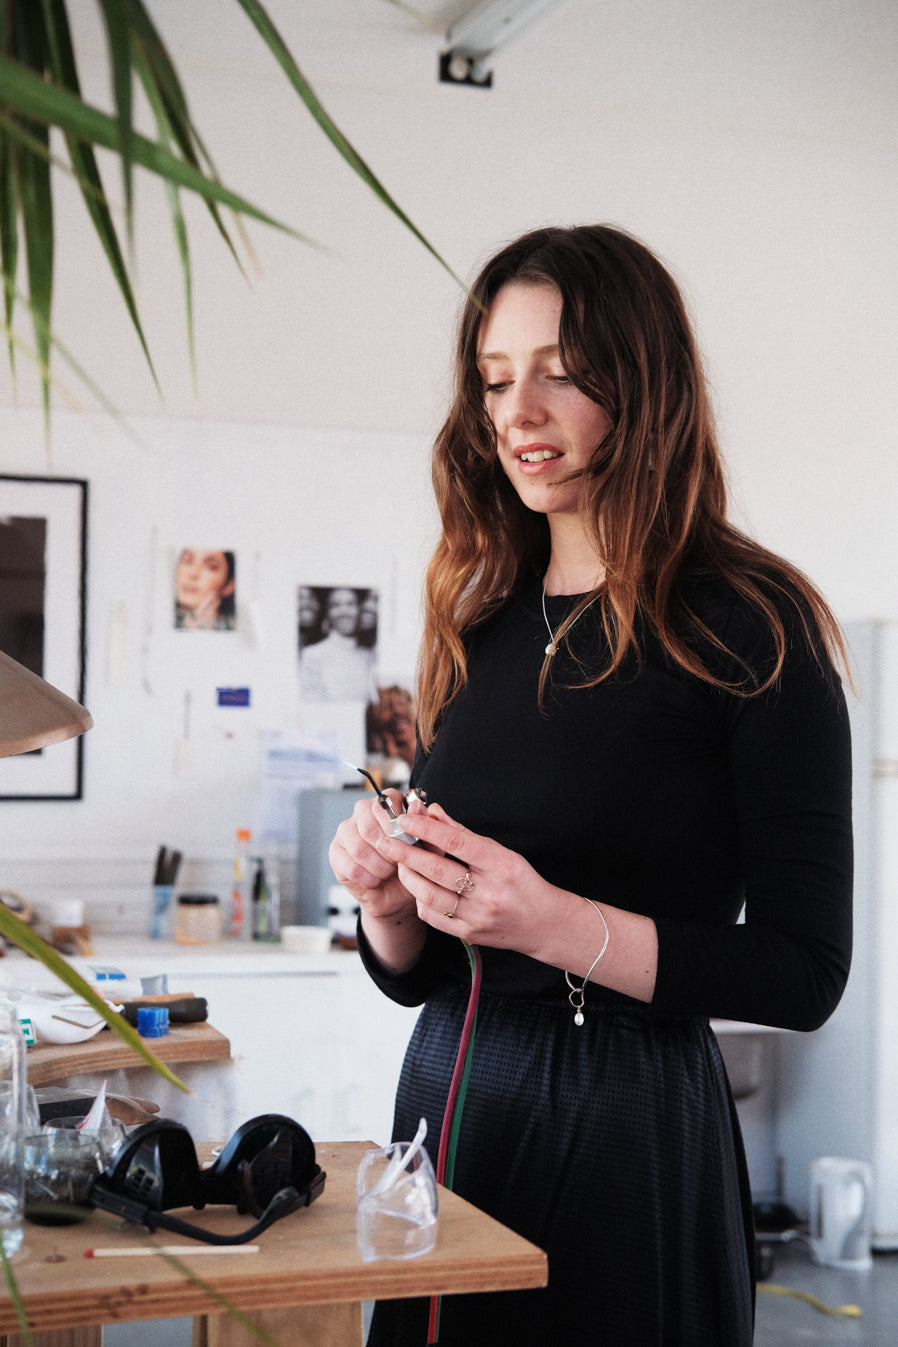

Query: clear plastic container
356;1140;438;1262
173;893;221;945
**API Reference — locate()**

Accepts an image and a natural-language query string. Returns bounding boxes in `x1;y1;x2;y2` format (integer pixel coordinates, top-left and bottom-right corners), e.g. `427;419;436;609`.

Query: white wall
0;1;894;894
0;413;436;928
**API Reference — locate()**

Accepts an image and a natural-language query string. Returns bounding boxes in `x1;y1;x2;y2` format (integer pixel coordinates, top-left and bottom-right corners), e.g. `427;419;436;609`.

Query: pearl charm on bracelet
564;898;610;1026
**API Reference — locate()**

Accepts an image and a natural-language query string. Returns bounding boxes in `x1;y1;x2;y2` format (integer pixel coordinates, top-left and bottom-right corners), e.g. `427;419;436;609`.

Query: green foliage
0;0;459;422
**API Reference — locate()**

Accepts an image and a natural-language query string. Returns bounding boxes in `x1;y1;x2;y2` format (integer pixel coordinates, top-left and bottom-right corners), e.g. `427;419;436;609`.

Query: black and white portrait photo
297;584;378;702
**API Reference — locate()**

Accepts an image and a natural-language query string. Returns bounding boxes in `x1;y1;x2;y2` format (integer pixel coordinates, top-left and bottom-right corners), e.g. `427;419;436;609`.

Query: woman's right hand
329;790;430;973
328;790;420;921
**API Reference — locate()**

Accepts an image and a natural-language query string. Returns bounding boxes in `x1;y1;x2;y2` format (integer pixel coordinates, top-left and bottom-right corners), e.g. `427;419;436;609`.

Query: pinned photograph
174;548;236;631
366;684;417;787
298;584;378;702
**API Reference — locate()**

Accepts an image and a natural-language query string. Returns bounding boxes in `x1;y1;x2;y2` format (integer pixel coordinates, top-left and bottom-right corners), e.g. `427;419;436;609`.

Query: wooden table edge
0;1251;548;1334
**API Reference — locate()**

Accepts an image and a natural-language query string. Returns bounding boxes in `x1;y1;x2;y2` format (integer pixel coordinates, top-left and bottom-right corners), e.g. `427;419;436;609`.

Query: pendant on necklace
574;1010;584;1027
545;641;557;656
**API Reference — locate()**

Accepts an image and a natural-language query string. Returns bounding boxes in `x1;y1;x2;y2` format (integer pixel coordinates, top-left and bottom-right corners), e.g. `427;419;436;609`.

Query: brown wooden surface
2;1329;101;1347
192;1303;363;1347
25;1022;231;1088
0;1141;547;1335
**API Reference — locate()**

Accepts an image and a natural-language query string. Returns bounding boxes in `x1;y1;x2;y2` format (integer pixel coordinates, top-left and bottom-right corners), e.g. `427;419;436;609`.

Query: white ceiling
72;0;895;141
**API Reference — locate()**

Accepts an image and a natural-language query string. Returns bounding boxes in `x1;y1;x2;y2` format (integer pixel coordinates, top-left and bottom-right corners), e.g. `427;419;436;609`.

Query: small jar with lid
173;893;221;945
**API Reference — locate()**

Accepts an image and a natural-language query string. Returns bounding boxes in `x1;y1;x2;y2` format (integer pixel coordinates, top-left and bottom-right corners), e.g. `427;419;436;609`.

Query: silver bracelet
564;898;610;1027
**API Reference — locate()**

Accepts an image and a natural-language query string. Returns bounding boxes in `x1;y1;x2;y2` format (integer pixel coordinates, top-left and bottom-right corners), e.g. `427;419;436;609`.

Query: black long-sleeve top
359;575;853;1032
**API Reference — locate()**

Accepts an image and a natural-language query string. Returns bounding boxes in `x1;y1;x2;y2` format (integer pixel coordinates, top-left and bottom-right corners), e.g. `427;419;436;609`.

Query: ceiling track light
439;0;570;88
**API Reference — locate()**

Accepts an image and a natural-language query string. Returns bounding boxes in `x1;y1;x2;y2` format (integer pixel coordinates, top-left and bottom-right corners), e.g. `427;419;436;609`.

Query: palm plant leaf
159;1252;283;1346
124;0;241;267
380;0;441;29
127;33;197;383
35;0;157;382
96;0;135;224
0;1237;32;1344
2;1;54;420
3;278;143;435
0;55;311;236
235;0;464;287
15;124;52;422
0;104;19;370
0;0;459;417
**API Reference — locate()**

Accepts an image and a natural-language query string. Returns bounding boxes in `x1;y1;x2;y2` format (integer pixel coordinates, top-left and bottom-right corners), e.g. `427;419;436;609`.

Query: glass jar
0;1001;26;1256
173;893;221;945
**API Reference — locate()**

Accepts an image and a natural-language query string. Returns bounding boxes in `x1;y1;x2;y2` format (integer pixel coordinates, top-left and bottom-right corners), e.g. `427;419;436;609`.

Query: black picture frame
0;474;88;800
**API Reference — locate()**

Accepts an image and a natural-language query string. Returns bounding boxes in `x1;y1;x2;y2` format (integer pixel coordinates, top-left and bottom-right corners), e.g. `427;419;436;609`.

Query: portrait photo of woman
173;547;236;631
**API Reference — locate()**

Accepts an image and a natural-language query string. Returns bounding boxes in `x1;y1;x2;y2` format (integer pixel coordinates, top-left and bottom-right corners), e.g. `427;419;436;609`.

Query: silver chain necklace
541;580;602;657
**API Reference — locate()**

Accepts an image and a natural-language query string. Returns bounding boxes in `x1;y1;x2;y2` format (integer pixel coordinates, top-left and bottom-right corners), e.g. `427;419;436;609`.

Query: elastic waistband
434;979;710;1031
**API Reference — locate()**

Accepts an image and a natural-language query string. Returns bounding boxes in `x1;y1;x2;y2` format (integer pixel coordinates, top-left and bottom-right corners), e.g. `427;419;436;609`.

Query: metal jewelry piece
541;579;601;657
564;898;610;1026
454;870;475;897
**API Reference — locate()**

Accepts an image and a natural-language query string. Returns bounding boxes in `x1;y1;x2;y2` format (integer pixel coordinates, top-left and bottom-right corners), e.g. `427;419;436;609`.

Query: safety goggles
88;1113;325;1244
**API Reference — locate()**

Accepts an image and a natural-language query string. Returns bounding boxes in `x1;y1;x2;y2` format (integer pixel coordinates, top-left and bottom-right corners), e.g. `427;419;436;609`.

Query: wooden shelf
25;1021;231;1087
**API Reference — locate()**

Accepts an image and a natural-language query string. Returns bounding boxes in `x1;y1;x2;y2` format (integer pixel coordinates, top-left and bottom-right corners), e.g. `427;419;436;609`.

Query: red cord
427;944;482;1345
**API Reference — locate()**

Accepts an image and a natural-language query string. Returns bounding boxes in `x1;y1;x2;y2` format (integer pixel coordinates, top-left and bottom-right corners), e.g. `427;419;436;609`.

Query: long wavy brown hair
416;224;846;752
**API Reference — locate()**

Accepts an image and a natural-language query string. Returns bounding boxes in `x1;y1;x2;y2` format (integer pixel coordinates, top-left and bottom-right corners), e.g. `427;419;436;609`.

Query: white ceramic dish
280;925;332;955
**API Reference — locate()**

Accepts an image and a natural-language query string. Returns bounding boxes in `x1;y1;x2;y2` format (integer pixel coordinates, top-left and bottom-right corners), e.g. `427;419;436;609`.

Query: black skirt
367;986;755;1347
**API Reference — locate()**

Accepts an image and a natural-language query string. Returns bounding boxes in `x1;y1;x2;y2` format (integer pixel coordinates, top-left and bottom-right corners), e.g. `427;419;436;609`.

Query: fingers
384;838;479;932
329;798;400;892
364;796;494;932
327;829;382;894
382;799;475;860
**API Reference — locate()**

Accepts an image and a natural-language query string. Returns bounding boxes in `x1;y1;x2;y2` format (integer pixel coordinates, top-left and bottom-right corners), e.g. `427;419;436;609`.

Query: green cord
443;943;480;1191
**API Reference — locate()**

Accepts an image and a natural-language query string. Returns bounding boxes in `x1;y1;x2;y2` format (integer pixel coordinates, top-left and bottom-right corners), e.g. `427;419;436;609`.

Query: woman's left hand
373;801;566;958
375;800;659;1002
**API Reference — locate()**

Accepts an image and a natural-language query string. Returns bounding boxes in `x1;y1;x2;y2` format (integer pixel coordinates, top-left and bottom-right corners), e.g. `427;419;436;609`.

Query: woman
174;548;236;630
329;225;853;1345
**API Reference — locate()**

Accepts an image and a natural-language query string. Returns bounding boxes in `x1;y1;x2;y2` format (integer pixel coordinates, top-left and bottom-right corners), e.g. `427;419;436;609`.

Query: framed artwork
0;475;88;800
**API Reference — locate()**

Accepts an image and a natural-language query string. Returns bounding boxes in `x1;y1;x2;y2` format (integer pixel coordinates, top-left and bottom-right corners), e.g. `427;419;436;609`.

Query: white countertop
0;934;361;994
0;934;781;1038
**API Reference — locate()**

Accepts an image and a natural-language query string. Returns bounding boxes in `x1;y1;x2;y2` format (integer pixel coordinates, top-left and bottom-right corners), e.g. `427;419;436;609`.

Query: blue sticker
90;965;126;981
217;687;251;707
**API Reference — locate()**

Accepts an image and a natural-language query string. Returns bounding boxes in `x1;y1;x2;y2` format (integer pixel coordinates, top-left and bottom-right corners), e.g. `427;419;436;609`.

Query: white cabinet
4;941;420;1146
197;960;419;1143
